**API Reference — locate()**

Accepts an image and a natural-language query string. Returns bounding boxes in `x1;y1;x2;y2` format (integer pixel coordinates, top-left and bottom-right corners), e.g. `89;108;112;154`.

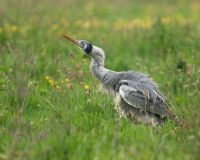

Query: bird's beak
61;34;82;47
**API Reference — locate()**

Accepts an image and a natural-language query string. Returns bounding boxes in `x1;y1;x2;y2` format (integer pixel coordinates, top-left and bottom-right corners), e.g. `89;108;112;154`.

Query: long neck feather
89;46;107;81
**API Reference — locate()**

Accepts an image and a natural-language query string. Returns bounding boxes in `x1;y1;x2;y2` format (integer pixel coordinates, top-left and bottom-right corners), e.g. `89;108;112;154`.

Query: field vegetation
0;0;200;159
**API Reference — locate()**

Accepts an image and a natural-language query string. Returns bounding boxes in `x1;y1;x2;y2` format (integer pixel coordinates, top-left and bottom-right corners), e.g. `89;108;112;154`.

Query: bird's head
61;34;93;55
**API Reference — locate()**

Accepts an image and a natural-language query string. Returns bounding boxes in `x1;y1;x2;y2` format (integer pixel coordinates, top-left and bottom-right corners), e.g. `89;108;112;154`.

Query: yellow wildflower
56;85;59;89
176;15;186;26
60;80;64;84
190;2;200;13
0;27;2;33
49;79;54;84
134;19;143;28
54;82;58;85
40;89;45;92
114;20;126;30
74;19;82;26
166;81;170;85
83;22;90;29
57;29;64;36
66;83;71;88
161;16;171;25
45;76;50;80
66;78;69;82
142;19;152;30
93;20;99;27
127;21;134;30
20;27;26;34
11;25;17;32
51;24;57;30
84;85;89;89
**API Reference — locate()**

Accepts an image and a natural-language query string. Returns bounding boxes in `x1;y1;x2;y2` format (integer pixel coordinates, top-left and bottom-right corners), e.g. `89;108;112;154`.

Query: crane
61;34;176;126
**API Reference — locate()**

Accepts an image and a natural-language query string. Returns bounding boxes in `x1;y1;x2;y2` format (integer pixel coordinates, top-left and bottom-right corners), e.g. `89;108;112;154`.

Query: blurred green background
0;0;200;159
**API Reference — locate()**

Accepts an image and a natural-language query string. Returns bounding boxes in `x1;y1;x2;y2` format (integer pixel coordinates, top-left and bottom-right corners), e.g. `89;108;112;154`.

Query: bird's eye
79;41;85;48
79;41;93;53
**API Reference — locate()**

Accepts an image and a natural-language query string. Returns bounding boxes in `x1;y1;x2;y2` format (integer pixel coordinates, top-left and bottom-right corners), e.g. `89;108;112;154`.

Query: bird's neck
89;46;107;81
89;46;119;97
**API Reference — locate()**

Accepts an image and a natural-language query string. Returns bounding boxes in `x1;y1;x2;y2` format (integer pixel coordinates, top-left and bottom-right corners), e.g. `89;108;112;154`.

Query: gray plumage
62;35;176;126
81;44;175;126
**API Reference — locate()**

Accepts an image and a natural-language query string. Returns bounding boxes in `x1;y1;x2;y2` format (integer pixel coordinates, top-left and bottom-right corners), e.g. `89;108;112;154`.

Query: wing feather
119;85;172;117
119;71;166;101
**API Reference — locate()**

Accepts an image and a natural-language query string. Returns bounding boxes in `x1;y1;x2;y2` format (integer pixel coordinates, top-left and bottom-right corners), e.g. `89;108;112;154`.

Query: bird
61;34;176;127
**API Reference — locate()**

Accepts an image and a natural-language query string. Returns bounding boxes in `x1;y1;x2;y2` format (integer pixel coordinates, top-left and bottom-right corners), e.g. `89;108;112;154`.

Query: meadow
0;0;200;159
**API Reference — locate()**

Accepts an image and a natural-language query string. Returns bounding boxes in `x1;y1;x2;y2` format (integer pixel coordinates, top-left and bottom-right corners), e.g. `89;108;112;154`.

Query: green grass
1;0;200;159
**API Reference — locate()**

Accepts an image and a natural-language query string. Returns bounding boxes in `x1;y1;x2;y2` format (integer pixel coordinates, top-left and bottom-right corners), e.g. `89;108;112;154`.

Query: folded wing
119;85;173;118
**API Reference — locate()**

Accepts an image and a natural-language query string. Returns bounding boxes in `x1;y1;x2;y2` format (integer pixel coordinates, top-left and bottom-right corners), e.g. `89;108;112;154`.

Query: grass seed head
102;34;106;41
136;63;140;69
86;91;91;98
9;69;13;74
